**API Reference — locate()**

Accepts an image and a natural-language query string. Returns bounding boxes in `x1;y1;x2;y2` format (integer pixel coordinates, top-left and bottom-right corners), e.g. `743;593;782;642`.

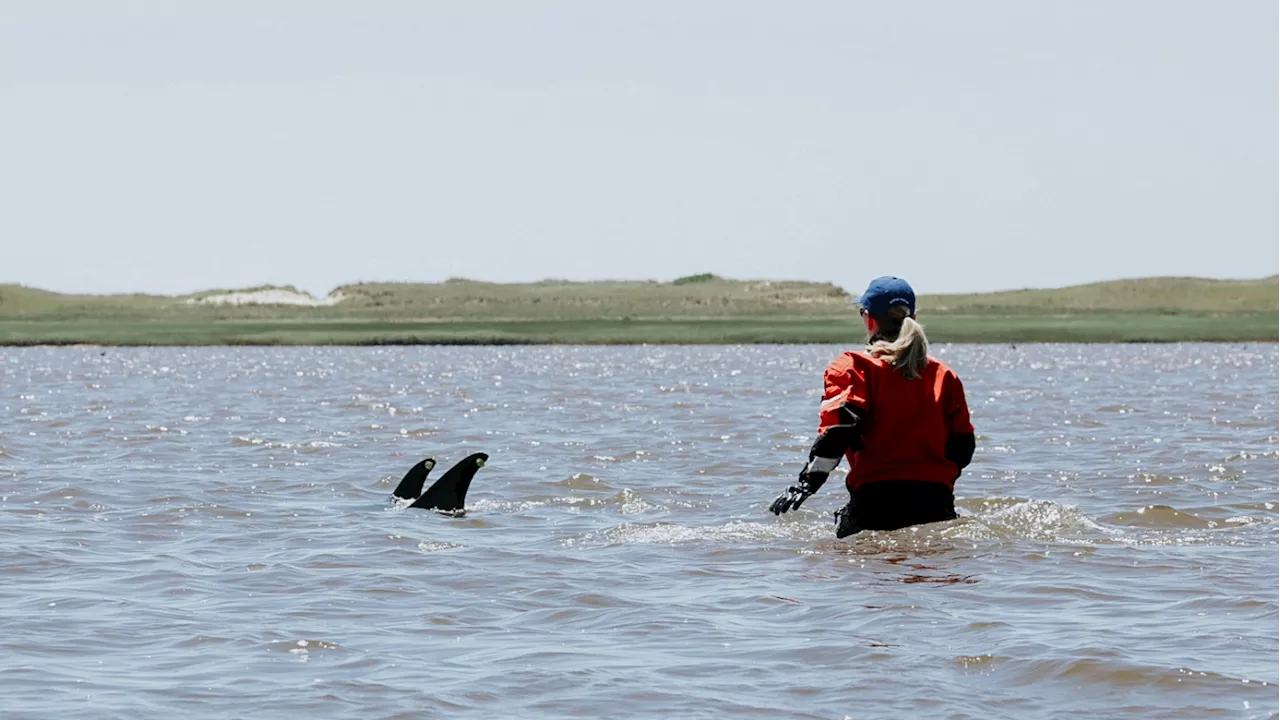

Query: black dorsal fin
391;458;436;502
409;453;488;511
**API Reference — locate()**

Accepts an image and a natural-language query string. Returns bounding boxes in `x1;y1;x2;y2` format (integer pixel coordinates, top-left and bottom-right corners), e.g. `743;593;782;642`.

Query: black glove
770;405;865;516
770;473;826;515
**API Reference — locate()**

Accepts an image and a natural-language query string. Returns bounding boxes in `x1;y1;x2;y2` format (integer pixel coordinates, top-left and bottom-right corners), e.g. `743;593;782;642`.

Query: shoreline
2;314;1275;346
3;276;1275;345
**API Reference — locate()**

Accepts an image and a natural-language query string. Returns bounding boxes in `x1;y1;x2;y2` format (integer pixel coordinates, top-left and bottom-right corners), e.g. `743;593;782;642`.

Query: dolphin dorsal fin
409;453;488;512
391;458;435;502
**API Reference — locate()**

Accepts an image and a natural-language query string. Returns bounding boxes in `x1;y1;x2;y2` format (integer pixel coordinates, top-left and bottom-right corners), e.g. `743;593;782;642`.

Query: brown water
1;344;1276;719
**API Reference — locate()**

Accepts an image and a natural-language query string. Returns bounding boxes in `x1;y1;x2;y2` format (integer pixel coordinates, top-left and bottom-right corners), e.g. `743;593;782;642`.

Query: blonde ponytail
865;306;930;379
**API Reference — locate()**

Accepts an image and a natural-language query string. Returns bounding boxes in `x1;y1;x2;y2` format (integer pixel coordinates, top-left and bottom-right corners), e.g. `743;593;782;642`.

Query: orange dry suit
816;351;975;535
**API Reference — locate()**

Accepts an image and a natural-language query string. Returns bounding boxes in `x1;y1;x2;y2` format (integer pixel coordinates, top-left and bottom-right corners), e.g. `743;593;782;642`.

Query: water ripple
0;344;1275;718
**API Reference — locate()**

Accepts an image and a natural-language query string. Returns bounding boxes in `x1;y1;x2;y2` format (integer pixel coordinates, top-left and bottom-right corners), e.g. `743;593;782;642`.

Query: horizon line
3;272;1277;300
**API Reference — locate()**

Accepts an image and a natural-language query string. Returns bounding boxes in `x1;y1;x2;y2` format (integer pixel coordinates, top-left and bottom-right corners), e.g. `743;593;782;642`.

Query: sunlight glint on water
0;344;1276;719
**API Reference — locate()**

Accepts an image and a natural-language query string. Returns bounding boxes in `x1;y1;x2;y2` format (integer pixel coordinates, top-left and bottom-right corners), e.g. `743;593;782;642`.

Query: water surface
1;344;1276;719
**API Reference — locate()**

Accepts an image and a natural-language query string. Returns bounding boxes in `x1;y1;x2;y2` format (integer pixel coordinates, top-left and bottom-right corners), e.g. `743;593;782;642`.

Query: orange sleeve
946;370;974;435
818;353;870;434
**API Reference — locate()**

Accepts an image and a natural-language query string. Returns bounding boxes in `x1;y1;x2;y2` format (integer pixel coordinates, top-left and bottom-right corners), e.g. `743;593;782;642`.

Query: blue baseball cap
854;276;916;317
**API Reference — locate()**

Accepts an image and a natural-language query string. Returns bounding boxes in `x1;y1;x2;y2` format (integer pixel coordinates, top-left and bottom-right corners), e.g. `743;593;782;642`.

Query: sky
2;1;1276;296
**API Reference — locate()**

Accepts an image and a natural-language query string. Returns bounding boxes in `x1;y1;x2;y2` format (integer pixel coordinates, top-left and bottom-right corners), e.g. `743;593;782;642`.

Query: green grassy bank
0;275;1275;345
1;313;1273;346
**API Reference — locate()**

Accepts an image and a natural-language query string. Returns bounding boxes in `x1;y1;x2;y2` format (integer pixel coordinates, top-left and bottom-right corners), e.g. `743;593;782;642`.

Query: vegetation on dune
0;284;176;318
672;272;721;285
0;277;855;321
0;275;1274;344
185;284;308;300
926;276;1279;314
327;277;851;319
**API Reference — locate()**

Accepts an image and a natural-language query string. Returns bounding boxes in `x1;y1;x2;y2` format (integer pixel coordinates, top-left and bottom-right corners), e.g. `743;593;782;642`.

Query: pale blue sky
2;1;1275;296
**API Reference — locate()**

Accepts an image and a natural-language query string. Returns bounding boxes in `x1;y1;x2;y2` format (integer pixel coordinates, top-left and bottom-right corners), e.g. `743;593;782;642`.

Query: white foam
572;519;829;547
417;540;464;552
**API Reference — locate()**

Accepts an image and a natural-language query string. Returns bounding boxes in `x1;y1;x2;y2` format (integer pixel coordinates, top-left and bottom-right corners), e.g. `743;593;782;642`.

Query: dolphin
391;458;436;504
409;453;488;515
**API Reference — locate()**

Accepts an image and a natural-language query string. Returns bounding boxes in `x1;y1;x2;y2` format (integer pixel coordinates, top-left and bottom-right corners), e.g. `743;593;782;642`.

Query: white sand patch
191;290;346;307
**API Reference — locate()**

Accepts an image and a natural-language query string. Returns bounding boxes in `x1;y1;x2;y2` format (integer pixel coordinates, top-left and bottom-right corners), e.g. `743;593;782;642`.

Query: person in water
770;276;975;537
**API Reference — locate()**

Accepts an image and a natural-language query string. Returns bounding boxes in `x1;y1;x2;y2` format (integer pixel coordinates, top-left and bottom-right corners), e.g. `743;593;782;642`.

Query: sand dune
192;289;346;307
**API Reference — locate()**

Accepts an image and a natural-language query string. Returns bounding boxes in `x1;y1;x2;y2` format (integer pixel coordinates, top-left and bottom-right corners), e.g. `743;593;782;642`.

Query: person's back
770;276;975;537
826;351;969;489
